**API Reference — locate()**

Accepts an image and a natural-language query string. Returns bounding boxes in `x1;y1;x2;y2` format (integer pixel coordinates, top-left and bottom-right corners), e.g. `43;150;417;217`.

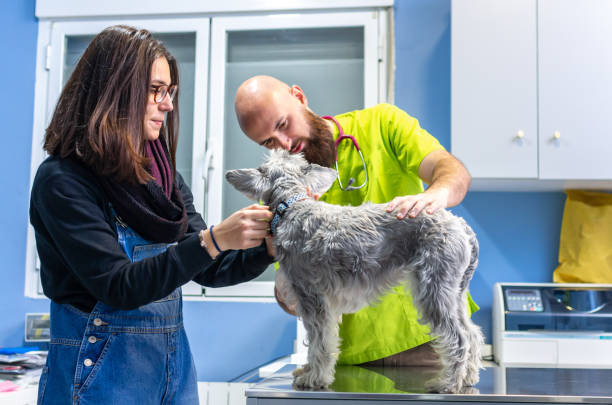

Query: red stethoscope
322;115;368;191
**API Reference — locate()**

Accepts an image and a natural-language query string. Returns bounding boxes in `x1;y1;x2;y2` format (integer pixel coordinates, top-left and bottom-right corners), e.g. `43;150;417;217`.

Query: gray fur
226;150;484;393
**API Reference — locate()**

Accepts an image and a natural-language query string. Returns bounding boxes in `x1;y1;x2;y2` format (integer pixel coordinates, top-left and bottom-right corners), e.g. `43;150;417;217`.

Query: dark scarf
145;139;172;198
100;139;188;243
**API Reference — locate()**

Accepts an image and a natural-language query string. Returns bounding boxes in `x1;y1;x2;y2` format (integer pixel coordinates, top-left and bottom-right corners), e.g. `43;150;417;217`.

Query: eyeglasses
150;84;177;104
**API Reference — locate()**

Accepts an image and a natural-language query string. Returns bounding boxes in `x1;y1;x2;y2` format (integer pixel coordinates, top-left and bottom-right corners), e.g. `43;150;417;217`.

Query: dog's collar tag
270;193;308;235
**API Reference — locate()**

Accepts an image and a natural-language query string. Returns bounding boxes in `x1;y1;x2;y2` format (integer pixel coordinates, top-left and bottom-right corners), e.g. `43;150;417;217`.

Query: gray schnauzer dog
226;150;483;393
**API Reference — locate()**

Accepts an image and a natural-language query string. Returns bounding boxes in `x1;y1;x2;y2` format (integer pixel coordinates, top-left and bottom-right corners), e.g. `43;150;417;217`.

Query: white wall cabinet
452;0;612;190
452;0;538;180
538;0;612;180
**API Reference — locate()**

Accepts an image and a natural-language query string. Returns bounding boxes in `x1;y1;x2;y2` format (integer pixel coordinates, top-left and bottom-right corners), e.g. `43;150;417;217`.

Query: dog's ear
303;164;338;195
225;169;271;201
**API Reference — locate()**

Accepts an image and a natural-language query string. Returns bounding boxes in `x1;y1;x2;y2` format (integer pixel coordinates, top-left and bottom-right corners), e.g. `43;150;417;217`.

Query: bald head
235;75;293;134
233;75;334;166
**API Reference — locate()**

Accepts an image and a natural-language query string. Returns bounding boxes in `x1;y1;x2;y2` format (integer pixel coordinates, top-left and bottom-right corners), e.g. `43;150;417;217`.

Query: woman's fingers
214;204;273;250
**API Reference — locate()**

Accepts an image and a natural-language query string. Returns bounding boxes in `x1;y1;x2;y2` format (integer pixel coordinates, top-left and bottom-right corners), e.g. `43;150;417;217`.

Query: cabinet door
538;0;612;180
451;0;538;178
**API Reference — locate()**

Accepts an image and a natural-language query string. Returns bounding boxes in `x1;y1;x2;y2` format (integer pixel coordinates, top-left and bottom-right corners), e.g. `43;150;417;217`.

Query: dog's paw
458;386;480;395
292;369;333;391
424;378;463;394
292;364;310;377
463;369;480;387
424;379;442;393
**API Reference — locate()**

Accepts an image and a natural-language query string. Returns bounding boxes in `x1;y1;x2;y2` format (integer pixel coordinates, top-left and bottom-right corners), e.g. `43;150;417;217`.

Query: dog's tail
459;221;479;293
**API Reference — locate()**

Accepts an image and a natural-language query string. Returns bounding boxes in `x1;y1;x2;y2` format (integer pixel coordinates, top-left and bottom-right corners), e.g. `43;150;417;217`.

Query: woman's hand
212;204;273;251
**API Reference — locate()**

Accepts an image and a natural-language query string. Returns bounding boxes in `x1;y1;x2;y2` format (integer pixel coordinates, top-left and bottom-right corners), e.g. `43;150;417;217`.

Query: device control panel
504;288;544;312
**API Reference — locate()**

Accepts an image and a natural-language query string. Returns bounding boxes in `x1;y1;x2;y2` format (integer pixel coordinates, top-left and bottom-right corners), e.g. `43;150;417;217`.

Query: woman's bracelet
209;225;223;253
198;229;209;250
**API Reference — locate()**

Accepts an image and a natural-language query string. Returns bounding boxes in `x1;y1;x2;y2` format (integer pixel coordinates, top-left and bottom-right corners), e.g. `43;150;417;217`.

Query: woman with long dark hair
30;25;274;404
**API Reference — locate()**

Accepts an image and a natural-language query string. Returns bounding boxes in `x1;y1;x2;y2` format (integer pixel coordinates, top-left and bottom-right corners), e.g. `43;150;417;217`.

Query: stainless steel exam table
246;364;612;404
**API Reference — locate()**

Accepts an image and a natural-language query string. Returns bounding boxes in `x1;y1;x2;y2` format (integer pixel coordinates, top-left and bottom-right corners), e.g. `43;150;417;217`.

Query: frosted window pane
227;27;363;62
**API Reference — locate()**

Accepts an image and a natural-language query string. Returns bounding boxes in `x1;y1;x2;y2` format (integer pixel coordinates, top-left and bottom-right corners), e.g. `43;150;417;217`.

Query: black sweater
30;156;273;312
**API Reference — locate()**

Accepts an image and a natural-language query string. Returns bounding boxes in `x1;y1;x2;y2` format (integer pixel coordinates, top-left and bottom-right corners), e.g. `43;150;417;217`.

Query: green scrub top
319;104;479;365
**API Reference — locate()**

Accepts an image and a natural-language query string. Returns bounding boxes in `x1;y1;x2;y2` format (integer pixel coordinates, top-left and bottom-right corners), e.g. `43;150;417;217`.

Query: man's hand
306;187;321;201
275;286;297;316
386;150;470;219
386;188;450;219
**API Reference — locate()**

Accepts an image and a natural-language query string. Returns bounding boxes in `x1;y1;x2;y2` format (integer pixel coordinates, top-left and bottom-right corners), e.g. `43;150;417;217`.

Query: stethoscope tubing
321;115;368;191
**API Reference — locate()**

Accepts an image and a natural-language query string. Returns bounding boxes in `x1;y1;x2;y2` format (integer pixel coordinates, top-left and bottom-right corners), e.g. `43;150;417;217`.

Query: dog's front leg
292;293;340;390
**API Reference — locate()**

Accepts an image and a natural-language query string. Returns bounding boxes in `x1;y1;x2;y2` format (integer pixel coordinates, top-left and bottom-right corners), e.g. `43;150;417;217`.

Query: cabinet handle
553;131;561;140
516;130;525;139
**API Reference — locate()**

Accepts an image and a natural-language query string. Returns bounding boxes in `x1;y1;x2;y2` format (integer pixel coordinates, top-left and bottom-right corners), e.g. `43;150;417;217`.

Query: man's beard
302;109;335;168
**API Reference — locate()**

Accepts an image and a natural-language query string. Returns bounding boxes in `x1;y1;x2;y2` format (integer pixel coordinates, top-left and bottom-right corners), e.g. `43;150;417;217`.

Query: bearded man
234;75;478;368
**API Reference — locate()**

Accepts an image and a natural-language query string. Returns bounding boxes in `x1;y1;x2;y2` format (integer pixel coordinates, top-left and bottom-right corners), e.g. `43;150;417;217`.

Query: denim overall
37;208;198;405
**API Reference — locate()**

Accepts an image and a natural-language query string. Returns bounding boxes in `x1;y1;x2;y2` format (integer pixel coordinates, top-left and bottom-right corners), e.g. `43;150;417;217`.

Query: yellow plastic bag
553;190;612;283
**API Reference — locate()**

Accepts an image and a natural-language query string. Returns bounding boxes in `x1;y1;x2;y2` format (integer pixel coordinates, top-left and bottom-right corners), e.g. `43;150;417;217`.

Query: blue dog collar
270;193;308;235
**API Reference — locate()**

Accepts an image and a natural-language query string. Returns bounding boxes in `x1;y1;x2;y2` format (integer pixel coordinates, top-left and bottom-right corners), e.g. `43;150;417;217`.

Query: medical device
493;282;612;367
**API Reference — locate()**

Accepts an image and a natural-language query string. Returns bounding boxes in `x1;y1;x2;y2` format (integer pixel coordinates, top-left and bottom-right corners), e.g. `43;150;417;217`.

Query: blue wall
1;0;565;382
0;0;50;345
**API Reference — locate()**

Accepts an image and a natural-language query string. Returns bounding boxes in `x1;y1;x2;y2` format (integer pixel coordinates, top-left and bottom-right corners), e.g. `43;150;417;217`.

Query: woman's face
144;57;174;141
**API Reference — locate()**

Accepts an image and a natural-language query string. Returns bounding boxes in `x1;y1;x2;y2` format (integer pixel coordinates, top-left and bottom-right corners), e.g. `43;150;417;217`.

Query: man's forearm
427;156;471;208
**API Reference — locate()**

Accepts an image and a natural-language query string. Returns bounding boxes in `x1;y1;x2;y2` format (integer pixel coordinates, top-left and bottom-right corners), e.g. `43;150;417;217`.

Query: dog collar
270;193;308;235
